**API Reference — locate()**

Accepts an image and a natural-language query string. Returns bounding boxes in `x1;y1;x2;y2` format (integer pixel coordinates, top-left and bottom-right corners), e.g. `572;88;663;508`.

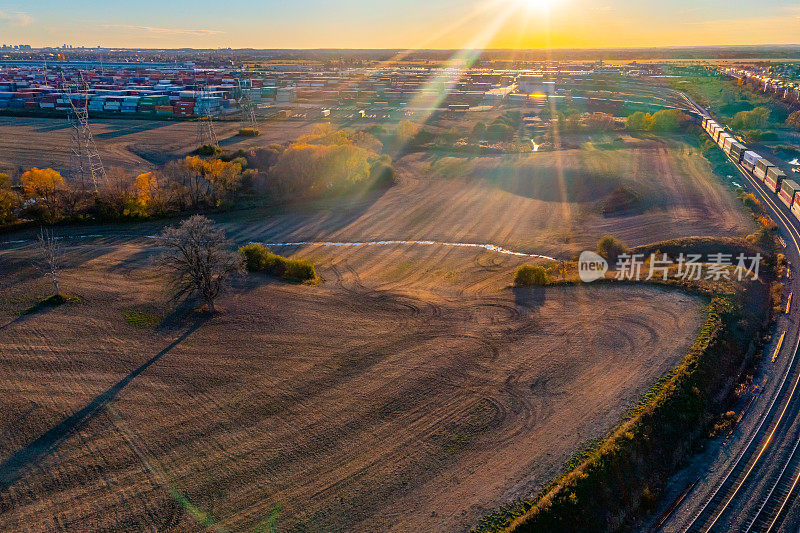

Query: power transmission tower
196;86;219;147
63;72;107;192
236;78;258;129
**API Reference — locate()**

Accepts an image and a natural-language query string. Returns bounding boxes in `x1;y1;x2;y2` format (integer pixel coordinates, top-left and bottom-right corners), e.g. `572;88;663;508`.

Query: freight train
700;115;797;216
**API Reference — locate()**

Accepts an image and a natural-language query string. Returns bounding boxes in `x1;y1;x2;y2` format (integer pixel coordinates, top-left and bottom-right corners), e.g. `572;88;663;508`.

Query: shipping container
754;158;776;180
765;166;785;194
722;135;734;153
743;150;761;170
768;166;787;183
792;192;800;222
729;142;746;162
779;178;799;208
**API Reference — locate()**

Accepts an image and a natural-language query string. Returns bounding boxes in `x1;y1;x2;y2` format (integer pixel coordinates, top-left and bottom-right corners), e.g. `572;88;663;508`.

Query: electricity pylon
236;78;258;129
63;72;107;192
196;86;219;147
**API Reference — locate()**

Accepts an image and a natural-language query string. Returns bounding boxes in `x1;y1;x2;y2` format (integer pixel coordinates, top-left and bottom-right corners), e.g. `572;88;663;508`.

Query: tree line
0;125;397;228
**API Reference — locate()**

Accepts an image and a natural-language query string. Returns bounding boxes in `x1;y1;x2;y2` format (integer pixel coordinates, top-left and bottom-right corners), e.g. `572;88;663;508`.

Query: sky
1;0;799;50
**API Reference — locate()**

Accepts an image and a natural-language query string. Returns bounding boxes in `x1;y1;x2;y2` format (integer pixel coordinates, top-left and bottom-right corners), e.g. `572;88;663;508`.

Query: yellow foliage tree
19;167;68;222
397;120;421;141
0;172;16;224
134;172;159;207
270;142;371;196
21;167;66;200
178;156;242;207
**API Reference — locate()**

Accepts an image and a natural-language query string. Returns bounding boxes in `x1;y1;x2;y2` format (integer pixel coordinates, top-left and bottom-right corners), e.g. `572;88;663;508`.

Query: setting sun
519;0;553;10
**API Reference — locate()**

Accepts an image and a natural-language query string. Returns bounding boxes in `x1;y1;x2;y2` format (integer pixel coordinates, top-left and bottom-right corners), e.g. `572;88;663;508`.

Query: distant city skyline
1;0;799;50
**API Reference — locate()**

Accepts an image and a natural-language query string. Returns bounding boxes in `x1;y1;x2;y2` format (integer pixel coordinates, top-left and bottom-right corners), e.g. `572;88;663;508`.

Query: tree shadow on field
94;121;170;140
221;185;393;246
512;286;546;313
0;316;208;494
34;122;72;133
218;134;244;148
232;271;283;296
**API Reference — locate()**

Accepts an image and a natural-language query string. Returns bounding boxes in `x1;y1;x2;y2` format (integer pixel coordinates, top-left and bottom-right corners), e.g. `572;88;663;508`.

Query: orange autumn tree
20;167;68;221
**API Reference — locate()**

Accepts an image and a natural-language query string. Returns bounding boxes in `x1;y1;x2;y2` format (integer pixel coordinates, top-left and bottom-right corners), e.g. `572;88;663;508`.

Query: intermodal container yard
0;66;288;118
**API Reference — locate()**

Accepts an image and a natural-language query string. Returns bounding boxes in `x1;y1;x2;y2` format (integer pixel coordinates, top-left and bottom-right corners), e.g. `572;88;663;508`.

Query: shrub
771;282;785;313
369;155;398;189
195;144;222;156
787;110;800;131
731;106;770;130
240;242;271;271
758;215;778;231
270;142;372;197
626;109;689;133
626;111;653;132
743;130;763;142
650;109;690;132
238;128;261;137
596;235;629;264
247;144;284;172
601;185;642;215
742;129;778;143
514;265;549;286
740;192;760;211
773;145;800;157
239;243;317;282
283;258;316;281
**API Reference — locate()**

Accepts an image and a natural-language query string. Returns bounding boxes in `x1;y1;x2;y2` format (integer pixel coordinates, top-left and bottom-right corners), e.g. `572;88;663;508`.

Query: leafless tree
157;215;242;313
37;228;62;297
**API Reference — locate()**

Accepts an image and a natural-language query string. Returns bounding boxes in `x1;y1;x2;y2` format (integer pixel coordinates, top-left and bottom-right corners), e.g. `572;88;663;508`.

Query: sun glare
518;0;553;11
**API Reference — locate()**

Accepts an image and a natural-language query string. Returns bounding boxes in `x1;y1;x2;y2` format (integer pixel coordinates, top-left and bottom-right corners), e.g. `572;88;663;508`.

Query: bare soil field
0;103;752;530
200;136;754;259
0;116;321;175
0;236;704;532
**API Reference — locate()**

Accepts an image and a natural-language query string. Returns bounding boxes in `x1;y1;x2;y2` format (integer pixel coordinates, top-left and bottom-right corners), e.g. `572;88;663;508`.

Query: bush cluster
264;124;397;198
239;243;316;282
625;109;691;132
514;265;549;286
596;235;629;265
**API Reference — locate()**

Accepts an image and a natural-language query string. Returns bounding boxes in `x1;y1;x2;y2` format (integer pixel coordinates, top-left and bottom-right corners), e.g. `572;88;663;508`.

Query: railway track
666;94;800;532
